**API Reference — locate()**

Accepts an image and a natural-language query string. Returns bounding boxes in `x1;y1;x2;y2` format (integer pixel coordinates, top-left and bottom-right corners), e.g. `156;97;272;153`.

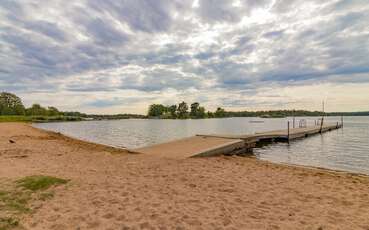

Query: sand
0;122;368;230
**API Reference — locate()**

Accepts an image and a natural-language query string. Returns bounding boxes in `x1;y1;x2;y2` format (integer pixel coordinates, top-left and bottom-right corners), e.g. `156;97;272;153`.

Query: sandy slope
0;123;368;230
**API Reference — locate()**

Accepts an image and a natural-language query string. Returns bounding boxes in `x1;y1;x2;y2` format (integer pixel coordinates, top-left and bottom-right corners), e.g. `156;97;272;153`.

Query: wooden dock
131;123;342;159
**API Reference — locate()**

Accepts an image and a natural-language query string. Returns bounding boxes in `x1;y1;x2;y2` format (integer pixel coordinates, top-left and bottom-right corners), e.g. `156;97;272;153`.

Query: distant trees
26;104;48;116
146;102;335;120
168;105;177;118
190;102;206;118
177;101;189;119
0;92;26;115
47;106;60;116
148;104;168;117
214;107;226;118
147;101;208;119
0;92;64;117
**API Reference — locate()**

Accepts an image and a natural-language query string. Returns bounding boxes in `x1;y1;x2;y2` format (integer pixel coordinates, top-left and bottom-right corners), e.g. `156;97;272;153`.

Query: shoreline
1;122;368;229
33;122;368;177
29;123;129;153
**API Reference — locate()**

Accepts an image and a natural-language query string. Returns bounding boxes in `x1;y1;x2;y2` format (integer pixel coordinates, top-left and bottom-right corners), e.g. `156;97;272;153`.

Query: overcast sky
1;0;369;114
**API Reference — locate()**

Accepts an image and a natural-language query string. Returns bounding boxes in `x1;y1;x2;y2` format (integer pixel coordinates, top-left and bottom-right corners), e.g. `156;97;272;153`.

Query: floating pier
131;123;343;159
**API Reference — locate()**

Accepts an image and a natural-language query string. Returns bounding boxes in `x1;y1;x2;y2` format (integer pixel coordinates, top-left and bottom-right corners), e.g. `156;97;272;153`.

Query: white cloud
0;0;369;113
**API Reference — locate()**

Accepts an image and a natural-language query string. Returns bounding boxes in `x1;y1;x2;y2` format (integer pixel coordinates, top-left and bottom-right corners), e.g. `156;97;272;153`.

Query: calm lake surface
34;116;369;175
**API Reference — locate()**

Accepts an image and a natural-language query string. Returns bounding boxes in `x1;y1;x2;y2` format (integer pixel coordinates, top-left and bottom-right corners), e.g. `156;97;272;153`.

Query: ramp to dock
130;124;342;159
132;136;245;159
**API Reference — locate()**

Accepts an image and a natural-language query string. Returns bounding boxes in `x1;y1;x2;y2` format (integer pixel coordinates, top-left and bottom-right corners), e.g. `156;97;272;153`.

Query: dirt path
0;123;368;230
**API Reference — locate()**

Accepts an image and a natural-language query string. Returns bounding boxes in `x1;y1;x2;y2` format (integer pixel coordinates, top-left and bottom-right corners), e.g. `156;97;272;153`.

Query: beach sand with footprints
1;123;368;229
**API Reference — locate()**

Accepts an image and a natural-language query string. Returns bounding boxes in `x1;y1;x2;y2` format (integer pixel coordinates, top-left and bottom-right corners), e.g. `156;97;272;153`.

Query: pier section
131;124;342;159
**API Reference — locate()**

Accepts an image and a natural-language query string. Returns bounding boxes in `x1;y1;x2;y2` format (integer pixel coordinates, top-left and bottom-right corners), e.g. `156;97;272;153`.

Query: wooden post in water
319;101;325;133
341;116;344;128
287;121;290;142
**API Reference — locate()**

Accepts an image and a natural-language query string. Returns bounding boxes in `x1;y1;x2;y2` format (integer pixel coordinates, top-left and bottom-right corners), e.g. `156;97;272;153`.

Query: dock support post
341;116;343;128
287;121;290;142
320;100;325;133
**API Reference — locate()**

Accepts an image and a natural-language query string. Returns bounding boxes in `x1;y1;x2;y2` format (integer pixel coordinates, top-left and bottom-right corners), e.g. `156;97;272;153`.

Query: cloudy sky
0;0;368;114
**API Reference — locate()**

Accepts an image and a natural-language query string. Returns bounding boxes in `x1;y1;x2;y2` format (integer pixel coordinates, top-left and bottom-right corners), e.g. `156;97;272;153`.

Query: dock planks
131;124;342;159
132;136;244;159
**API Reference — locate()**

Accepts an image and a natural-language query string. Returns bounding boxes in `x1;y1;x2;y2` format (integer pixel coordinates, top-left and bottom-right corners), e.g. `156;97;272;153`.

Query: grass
0;115;82;123
0;190;30;213
0;116;32;122
0;176;68;230
0;217;19;230
16;176;68;192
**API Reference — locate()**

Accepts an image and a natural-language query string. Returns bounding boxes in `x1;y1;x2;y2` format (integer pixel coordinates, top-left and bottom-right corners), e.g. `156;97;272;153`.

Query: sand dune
0;123;368;229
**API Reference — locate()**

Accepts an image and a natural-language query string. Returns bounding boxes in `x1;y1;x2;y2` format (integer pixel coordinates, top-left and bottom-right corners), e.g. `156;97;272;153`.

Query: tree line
0;92;79;117
148;101;229;119
148;102;369;119
147;101;324;119
2;92;369;120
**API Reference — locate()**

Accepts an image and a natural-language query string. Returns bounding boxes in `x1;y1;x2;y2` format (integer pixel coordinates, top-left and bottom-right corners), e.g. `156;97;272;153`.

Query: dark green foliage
47;106;59;116
207;111;214;118
86;114;146;120
0;92;25;116
190;102;206;118
168;105;177;118
0;92;87;122
62;111;87;117
177;101;189;119
145;102;369;120
190;102;199;117
214;107;226;118
25;104;47;116
148;104;168;117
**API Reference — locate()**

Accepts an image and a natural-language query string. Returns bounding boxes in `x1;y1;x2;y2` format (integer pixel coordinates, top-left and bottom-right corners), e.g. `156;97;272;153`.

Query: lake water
34;116;369;175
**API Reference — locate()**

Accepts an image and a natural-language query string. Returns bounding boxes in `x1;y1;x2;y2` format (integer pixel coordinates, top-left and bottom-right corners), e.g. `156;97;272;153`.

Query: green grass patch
0;190;30;214
16;176;68;192
0;116;32;122
0;176;68;230
0;115;82;123
0;217;19;230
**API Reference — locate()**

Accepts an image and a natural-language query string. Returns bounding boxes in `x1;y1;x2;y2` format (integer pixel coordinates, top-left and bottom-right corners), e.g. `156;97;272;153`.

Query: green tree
0;92;25;115
26;104;47;116
190;102;200;118
197;106;206;118
214;107;226;118
47;106;60;116
168;105;177;118
148;104;167;117
190;102;206;118
207;111;214;118
177;101;189;119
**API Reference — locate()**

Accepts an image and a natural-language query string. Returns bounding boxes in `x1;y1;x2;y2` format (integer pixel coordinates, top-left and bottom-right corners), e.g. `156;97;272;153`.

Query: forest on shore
1;92;368;122
147;102;369;119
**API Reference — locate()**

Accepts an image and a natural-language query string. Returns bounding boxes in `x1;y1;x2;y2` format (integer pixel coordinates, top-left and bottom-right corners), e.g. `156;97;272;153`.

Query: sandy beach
1;123;368;230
